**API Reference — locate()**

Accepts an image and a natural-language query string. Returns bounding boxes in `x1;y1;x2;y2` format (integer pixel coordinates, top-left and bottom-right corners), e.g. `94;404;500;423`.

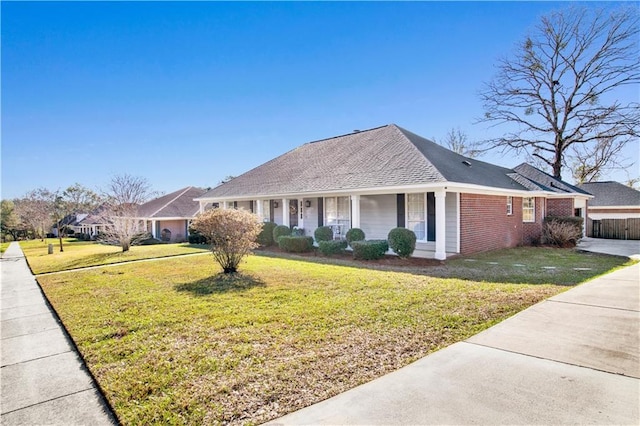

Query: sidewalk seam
1;349;74;368
546;299;640;313
0;387;96;416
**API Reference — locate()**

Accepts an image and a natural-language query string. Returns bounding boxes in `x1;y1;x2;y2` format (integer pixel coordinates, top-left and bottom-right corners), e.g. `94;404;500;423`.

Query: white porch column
223;201;229;209
434;190;447;260
151;220;157;238
256;199;264;221
351;195;361;228
199;201;204;214
282;198;289;227
298;200;304;230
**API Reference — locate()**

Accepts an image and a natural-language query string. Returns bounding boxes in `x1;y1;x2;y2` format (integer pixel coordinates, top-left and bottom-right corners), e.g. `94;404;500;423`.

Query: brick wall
547;198;574;217
522;197;544;245
460;194;523;255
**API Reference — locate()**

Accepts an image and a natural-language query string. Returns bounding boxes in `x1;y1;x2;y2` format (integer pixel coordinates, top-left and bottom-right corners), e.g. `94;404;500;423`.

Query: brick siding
547;198;575;217
460;194;523;255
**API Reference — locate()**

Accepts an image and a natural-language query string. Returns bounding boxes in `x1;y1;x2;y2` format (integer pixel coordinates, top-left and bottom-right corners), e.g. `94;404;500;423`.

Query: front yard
33;244;633;425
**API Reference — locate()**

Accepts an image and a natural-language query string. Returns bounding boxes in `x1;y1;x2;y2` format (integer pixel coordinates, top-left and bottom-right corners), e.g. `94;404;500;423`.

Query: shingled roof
137;186;206;218
199;124;570;200
513;163;591;195
577;181;640;207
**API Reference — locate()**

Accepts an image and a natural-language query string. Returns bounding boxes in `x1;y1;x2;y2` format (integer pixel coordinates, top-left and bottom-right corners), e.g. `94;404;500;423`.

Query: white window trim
406;192;427;242
507;196;513;216
523;197;535;223
324;196;351;238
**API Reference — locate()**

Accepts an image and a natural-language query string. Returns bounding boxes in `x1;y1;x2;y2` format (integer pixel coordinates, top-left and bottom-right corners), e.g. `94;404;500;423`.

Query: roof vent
462;160;472;167
353;129;361;133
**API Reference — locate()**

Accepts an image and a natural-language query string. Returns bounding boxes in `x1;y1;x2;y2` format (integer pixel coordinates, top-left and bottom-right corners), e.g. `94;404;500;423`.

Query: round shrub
278;236;314;253
351;240;389;260
258;221;277;246
314;226;334;242
388;227;417;258
345;228;365;244
318;240;348;256
272;225;291;243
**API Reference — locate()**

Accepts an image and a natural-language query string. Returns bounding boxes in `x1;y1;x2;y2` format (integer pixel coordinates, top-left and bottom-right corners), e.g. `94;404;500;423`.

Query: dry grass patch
38;254;571;425
21;238;209;274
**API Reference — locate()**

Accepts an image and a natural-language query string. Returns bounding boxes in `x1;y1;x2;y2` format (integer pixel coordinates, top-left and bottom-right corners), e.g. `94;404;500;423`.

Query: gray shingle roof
137;187;206;218
577;181;640;207
513;163;591;195
198;124;584;199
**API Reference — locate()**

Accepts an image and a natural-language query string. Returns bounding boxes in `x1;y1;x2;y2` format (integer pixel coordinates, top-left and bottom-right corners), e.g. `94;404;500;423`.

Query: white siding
360;194;396;239
302;198;318;237
445;192;459;253
273;203;283;225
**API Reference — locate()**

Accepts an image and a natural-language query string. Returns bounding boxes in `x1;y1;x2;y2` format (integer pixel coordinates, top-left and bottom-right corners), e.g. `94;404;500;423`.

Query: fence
588;218;640;240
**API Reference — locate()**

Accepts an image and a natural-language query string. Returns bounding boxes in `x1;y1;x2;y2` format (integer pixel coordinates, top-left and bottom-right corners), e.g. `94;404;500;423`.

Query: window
507;196;513;215
324;196;350;238
407;193;426;240
523;197;535;222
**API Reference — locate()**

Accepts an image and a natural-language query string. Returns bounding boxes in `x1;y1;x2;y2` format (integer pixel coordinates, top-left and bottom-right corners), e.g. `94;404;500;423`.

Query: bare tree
51;184;103;252
571;136;632;183
438;128;481;158
479;6;639;178
100;174;152;252
14;188;54;240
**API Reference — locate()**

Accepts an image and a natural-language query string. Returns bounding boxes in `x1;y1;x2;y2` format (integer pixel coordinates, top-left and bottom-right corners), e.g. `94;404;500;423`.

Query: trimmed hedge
388;227;417;258
258;222;277;246
314;226;334;242
345;228;365;244
272;225;291;243
318;240;348;256
278;236;314;253
351;239;389;260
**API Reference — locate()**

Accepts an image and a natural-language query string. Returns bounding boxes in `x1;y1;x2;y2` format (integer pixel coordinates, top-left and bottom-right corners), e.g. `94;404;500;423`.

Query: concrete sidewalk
578;237;640;260
1;242;117;425
271;263;640;425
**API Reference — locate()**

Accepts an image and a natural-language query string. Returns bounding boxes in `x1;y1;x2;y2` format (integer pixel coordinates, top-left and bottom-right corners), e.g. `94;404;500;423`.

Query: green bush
345;228;365;244
387;227;417;258
278;236;314;253
139;237;163;245
272;225;291;243
188;232;208;244
543;216;584;247
314;226;334;242
351;240;389;260
318;240;348;256
258;222;277;246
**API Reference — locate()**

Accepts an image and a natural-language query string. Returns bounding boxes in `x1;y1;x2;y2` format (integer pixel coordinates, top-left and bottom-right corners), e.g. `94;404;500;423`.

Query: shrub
273;225;292;243
191;208;262;273
278;236;314;253
318;240;348;256
351;240;389;260
258;222;277;246
314;226;334;242
345;228;365;244
188;232;208;244
291;226;305;236
542;216;583;248
387;227;417;258
139;237;163;245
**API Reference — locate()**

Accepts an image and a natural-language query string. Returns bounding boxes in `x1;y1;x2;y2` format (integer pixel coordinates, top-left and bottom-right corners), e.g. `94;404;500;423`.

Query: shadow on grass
175;272;266;296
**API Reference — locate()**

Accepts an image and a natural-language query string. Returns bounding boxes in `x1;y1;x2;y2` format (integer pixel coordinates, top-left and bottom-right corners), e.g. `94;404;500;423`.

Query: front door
289;199;298;228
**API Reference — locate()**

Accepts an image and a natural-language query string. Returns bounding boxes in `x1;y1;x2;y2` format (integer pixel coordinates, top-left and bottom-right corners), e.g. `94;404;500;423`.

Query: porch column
282;198;289;227
298;200;304;230
434;190;446;260
256;199;264;221
198;201;205;214
151;220;157;238
351;195;361;229
223;201;229;209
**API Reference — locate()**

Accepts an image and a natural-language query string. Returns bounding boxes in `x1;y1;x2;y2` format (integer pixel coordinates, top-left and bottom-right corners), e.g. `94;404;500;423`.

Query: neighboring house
196;124;590;259
577;181;640;240
136;186;207;242
74;206;110;237
52;213;88;237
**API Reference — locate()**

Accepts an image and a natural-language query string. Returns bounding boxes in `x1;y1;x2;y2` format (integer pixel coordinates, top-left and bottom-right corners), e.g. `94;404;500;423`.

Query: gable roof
577;181;640;207
199;124;550;199
137;186;206;218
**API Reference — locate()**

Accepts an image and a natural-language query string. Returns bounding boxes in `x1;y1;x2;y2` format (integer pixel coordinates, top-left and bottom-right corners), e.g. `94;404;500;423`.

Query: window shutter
397;194;405;227
269;200;274;222
317;198;324;227
427;192;435;241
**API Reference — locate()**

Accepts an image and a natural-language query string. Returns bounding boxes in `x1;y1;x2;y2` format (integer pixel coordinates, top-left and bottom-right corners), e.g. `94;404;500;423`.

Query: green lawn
0;242;10;254
35;248;633;425
20;238;210;274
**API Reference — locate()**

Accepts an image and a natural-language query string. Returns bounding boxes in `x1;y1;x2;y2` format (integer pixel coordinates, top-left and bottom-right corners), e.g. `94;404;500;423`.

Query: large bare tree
438;127;481;158
14;188;54;240
100;174;152;252
479;6;639;178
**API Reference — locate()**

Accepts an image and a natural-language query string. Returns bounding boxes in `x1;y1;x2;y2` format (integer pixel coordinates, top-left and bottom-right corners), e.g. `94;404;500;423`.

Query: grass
20;238;210;274
0;242;10;254
34;247;633;425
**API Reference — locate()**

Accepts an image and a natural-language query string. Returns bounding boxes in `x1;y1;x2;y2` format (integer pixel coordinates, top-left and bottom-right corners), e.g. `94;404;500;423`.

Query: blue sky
2;1;637;199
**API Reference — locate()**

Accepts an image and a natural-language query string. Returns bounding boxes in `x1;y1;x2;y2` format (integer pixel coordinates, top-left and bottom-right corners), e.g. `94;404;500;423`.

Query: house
136;186;206;242
74;206;110;238
195;124;591;259
577;181;640;240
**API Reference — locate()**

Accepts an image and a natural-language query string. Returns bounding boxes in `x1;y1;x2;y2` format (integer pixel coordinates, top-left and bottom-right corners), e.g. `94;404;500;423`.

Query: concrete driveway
577;237;640;259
